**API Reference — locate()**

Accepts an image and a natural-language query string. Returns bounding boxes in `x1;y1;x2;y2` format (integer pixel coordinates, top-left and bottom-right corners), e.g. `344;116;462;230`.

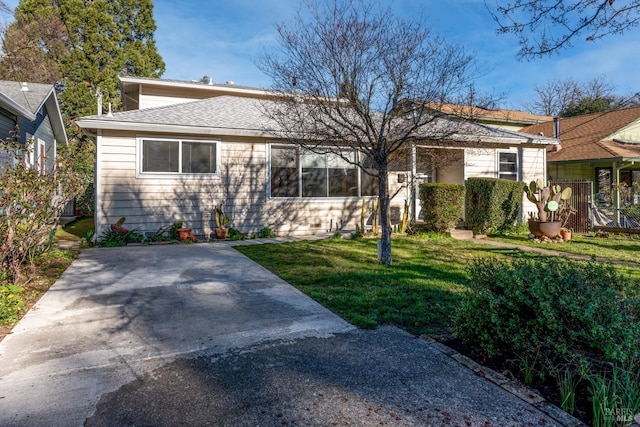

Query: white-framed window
497;151;518;181
138;137;220;177
269;145;375;198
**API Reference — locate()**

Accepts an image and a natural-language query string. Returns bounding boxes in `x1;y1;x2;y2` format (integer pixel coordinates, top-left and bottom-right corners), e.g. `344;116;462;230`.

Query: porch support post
614;162;621;226
410;144;417;223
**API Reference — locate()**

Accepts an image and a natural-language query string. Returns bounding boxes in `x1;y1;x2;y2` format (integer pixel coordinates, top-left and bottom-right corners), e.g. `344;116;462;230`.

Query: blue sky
4;0;640;112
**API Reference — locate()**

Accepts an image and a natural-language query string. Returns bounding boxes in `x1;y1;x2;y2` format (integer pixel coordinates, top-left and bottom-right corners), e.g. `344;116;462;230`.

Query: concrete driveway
0;243;580;426
0;244;353;426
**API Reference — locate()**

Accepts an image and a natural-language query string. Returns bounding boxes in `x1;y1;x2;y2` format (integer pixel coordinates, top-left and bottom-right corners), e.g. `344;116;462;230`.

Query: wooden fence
550;180;592;233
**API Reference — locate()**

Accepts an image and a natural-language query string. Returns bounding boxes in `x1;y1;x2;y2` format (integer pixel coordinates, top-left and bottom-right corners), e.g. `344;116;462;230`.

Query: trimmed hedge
419;183;465;232
465;177;523;234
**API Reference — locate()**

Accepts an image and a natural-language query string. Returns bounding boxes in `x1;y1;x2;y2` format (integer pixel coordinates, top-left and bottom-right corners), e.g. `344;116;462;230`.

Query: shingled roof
0;80;56;120
520;106;640;162
78;95;556;146
424;102;552;127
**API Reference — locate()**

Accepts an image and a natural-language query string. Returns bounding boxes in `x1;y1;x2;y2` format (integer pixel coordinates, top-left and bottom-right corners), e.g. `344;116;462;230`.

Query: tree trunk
378;163;392;265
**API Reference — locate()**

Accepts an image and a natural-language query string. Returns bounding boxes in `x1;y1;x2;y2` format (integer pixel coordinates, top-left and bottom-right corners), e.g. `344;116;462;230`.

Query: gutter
75;119;274;138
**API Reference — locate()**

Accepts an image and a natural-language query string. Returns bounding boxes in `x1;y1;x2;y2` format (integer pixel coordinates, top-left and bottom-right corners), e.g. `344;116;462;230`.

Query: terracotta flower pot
177;227;193;241
527;219;542;237
215;227;229;239
560;229;572;241
528;220;562;238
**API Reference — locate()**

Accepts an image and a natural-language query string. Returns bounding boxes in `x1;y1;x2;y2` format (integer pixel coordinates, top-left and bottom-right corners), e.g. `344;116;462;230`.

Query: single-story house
77;76;556;237
521;106;640;225
0;80;67;172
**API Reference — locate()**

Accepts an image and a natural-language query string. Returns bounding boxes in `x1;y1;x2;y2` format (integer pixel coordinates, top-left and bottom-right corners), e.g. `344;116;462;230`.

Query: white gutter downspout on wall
94;129;103;241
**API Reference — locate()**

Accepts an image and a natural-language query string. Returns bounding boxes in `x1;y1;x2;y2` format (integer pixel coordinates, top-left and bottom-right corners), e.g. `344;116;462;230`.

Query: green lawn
236;234;640;336
238;235;529;334
59;217;94;240
489;232;640;264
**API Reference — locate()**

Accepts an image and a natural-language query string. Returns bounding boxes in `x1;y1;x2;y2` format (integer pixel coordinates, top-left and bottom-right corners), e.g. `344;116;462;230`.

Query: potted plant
558;199;576;241
525;180;572;238
169;220;193;241
214;205;230;239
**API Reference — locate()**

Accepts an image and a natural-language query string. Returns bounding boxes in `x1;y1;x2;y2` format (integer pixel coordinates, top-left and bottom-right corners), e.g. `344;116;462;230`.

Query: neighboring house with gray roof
0;80;67;172
77;76;556;237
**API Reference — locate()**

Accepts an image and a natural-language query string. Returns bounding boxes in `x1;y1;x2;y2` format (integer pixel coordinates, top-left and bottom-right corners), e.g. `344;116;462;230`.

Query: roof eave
119;75;270;97
0;91;36;121
451;134;557;145
44;89;68;145
75;119;273;138
548;157;640;165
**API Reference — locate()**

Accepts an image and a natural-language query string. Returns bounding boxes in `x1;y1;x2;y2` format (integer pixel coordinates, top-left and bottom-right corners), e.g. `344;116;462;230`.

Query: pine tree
0;0;165;132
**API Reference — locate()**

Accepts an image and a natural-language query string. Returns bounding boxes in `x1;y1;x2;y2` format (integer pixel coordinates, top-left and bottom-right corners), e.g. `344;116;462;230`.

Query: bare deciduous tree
526;75;630;116
487;0;640;58
257;0;479;265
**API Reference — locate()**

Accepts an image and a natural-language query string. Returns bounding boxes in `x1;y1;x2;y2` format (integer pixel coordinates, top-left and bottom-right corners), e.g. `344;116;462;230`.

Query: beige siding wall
608;120;640;142
139;86;216;109
139;94;201;109
138;86;271;110
97;132;407;237
464;145;548;221
463;147;502;178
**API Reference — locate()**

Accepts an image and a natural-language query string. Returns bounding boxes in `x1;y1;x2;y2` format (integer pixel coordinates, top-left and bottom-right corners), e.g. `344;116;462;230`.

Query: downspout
94;129;103;241
549;117;559;182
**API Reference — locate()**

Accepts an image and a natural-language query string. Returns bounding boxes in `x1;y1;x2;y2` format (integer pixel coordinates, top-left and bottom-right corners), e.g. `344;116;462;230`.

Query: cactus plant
525;179;572;222
400;199;409;234
214;205;230;228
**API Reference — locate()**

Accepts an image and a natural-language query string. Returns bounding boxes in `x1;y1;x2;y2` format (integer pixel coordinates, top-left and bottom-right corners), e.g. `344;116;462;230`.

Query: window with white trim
498;151;518;181
140;138;218;175
270;146;370;198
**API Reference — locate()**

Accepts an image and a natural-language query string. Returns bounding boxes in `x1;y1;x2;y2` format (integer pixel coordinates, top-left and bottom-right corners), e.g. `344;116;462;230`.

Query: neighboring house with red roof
521;106;640;224
425;102;552;132
77;76;555;238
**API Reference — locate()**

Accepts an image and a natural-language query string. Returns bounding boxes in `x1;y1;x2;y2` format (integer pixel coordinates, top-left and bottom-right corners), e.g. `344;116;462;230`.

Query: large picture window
141;138;218;175
498;151;518;181
271;146;363;198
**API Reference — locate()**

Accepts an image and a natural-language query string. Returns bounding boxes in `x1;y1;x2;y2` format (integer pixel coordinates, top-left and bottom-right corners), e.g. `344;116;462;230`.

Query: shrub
465;177;523;234
0;132;91;283
257;226;276;238
228;228;247;241
0;284;25;324
454;257;640;379
418;183;465;232
168;221;183;241
97;229;144;247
